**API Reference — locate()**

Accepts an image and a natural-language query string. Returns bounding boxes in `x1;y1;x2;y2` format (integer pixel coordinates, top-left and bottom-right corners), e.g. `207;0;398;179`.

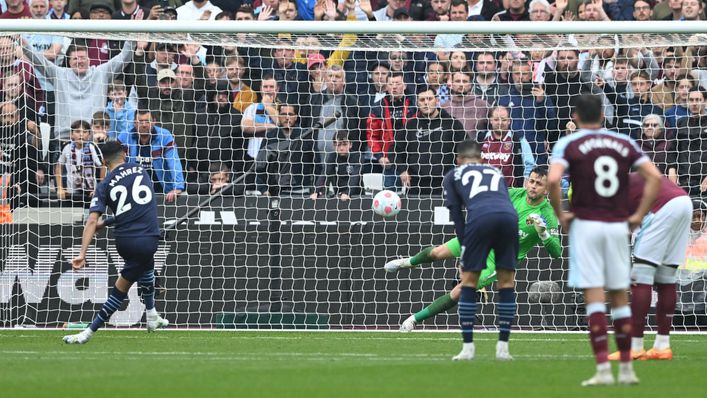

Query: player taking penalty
443;141;519;361
385;167;561;332
607;174;692;361
64;141;169;344
548;94;662;386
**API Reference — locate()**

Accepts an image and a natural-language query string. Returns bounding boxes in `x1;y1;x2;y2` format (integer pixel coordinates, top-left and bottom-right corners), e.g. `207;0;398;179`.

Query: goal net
2;19;707;331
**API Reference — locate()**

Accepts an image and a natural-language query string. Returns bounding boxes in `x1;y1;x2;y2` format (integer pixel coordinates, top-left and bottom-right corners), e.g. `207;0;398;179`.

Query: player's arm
536;211;562;258
629;160;662;230
73;212;101;270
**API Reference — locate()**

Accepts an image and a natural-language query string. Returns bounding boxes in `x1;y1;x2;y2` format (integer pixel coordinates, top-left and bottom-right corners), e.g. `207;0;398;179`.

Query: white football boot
384;258;414;273
581;366;615;387
452;343;475;361
146;309;170;332
617;362;640;385
399;315;417;332
495;341;513;361
63;329;94;345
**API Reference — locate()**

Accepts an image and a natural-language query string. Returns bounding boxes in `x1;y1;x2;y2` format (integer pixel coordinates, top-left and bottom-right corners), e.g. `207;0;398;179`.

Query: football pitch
2;331;706;398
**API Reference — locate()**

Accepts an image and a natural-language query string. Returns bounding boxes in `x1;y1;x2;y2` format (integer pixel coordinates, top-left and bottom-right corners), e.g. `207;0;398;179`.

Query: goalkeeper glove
529;213;551;241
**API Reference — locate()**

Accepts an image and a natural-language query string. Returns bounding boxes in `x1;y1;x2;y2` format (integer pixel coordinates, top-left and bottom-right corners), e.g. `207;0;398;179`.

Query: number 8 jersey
89;162;159;238
551;129;649;222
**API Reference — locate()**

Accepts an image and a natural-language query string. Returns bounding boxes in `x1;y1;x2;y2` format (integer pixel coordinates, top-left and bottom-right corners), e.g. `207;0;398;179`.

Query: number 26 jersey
551;129;648;222
89;162;159;238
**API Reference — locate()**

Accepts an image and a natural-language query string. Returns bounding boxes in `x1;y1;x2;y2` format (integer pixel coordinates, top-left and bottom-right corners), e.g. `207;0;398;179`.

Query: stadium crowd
1;0;707;220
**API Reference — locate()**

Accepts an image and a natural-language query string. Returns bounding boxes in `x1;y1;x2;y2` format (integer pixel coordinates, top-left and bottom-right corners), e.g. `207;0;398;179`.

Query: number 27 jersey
551;129;648;222
89;162;160;238
443;163;516;221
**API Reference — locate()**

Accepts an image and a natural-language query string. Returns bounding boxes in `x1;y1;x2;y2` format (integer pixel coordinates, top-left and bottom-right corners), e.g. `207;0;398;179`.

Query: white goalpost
1;19;706;331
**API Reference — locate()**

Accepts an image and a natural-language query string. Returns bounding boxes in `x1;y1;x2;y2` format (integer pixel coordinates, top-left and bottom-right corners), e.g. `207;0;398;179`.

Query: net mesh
1;23;707;331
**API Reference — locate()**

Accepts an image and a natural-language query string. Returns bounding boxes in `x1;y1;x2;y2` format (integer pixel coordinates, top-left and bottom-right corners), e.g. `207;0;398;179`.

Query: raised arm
22;42;59;79
99;40;136;76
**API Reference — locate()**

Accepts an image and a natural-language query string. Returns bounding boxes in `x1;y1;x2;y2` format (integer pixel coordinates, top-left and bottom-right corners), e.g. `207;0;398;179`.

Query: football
372;190;402;218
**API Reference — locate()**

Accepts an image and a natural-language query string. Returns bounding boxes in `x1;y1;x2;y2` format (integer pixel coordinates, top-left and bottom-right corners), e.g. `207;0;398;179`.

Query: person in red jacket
366;71;415;190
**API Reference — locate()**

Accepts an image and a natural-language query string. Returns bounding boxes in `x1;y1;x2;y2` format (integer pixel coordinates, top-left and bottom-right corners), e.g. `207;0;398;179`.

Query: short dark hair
417;85;436;96
572;94;604;124
335;130;350;142
688;87;706;99
450;0;469;11
530;166;548;178
456;140;481;160
630;70;651;82
389;71;405;80
91;111;110;127
209;162;231;175
99;140;125;164
235;5;255;17
136;108;152;117
66;44;88;58
70;119;91;131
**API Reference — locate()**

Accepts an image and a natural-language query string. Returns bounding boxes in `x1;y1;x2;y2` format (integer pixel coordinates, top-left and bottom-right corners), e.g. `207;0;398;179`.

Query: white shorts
633;195;693;266
568;218;631;290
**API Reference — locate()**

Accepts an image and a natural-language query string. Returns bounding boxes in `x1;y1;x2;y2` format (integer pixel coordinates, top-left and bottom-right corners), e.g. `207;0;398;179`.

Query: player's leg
384;238;458;272
605;221;639;385
63;276;133;344
402;251;497;331
140;268;170;332
453;269;480;361
627;260;655;358
491;213;519;361
646;197;692;359
569;219;615;386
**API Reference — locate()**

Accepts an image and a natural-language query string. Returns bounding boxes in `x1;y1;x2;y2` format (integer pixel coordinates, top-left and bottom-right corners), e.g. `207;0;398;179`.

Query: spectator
610;70;663;138
177;0;222;20
48;0;70;19
0;37;44;122
441;70;489;138
477;105;535;187
664;74;697;130
667;89;707;196
423;60;449;105
0;72;38;124
373;0;404;21
638;114;669;173
224;55;256;113
241;74;280;191
0;101;44;207
358;62;389;123
491;0;529;21
471;51;508;106
191;81;243;175
187;161;232;195
302;65;361;166
112;0;152;20
260;37;309;107
528;0;552;22
105;79;135;140
544;48;594;146
306;53;327;94
434;0;468;49
55;119;103;205
276;0;296;19
204;59;224;91
580;0;611;21
131;42;177;90
651;56;686;111
394;86;467;194
498;59;558;165
25;0;64;64
117;108;185;202
632;0;652;21
22;40;134;145
256;103;316;196
681;0;704;21
91;110;109;144
366;71;416;189
448;51;471;72
141;67;201;163
311;131;362;200
0;0;32;18
426;0;449;20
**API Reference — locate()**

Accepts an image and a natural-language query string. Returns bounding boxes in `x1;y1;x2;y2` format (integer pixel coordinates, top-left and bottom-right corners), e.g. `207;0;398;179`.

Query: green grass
1;331;706;398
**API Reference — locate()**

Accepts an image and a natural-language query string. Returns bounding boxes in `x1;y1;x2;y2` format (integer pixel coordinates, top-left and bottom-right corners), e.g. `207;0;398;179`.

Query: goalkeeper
385;167;562;331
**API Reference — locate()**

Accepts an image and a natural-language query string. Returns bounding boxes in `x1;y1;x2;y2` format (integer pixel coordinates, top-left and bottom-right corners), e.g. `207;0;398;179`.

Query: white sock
597;362;611;373
653;334;670;350
82;328;94;336
497;340;509;352
462;342;475;352
403;257;412;266
631;337;644;352
146;308;158;318
619;361;634;373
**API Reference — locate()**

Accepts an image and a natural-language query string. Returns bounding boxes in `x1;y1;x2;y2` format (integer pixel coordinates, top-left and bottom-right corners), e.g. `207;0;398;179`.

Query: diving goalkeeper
385;167;562;331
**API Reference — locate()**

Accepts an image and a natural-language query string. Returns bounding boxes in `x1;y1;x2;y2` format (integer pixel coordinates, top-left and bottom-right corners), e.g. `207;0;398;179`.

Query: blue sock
458;286;478;343
497;288;516;342
139;270;155;311
89;287;127;332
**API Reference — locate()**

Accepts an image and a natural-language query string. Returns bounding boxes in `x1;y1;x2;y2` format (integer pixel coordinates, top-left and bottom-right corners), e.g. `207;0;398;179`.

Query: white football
372;190;402;218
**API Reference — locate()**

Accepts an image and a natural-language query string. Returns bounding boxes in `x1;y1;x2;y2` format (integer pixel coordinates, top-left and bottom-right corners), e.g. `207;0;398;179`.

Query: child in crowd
311;131;361;201
91;111;110;144
55;120;103;206
105;79;135;140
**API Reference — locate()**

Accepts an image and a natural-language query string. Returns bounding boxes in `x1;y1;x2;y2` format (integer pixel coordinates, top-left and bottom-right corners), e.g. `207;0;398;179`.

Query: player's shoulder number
461;167;503;199
109;175;153;216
